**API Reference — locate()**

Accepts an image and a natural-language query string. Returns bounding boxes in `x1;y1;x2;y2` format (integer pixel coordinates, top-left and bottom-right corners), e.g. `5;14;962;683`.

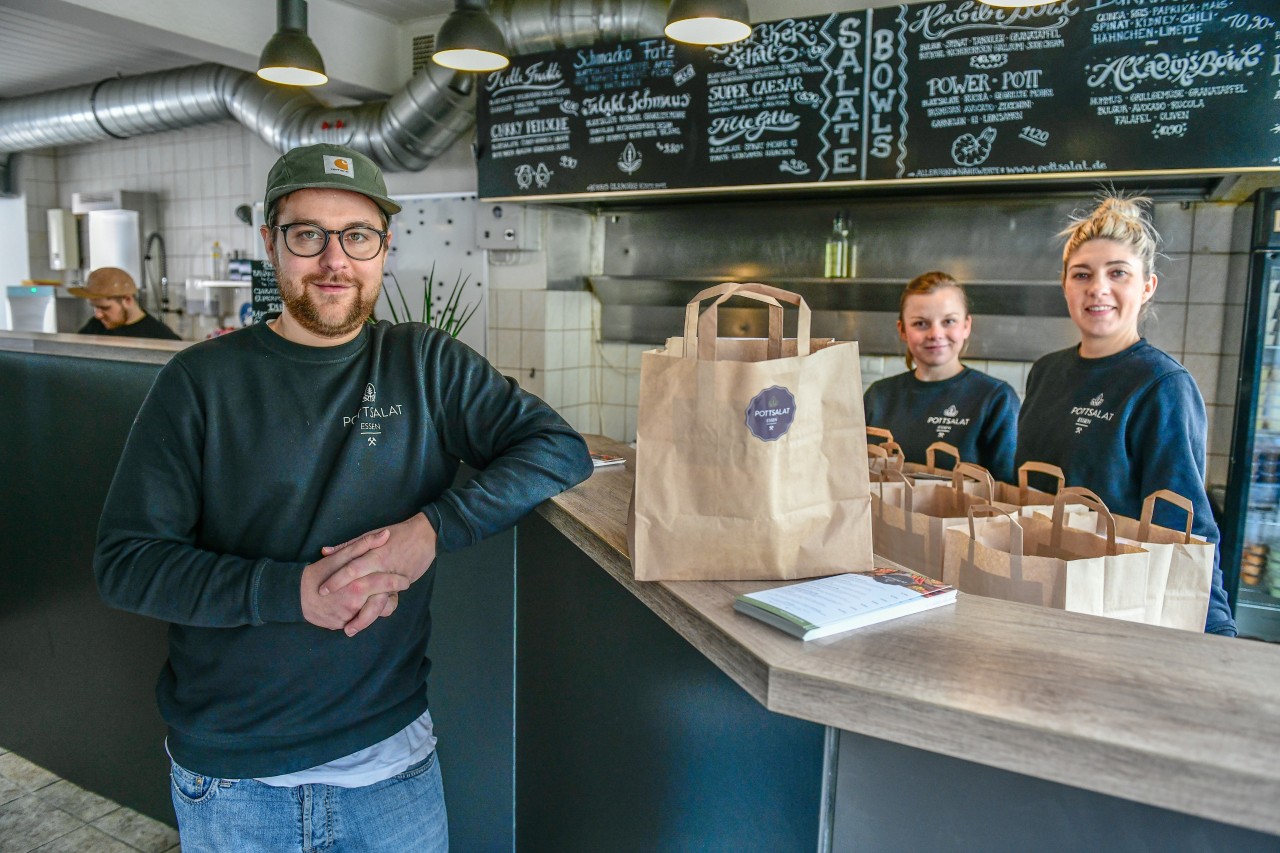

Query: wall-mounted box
47;209;79;271
475;203;541;251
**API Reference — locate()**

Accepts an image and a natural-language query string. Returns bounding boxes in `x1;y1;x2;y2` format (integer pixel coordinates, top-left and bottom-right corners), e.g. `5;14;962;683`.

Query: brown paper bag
871;463;998;579
1037;489;1214;630
629;282;873;581
1108;490;1213;631
943;488;1152;622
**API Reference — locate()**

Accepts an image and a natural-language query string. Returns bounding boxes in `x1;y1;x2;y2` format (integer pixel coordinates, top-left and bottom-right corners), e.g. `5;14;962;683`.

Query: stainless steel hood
586;192;1183;358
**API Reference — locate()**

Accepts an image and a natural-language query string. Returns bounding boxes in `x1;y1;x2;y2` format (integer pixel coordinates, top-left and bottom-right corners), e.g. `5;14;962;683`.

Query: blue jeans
170;751;448;852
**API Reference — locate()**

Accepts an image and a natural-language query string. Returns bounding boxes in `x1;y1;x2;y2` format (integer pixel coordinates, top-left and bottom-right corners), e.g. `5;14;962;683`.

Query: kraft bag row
626;284;1212;631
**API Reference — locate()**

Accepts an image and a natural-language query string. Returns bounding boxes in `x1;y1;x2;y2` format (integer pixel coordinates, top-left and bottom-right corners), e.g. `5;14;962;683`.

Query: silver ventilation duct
0;0;666;172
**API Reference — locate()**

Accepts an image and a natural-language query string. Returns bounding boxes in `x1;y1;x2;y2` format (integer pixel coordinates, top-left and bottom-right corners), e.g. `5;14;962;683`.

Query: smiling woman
1015;194;1237;637
862;271;1020;483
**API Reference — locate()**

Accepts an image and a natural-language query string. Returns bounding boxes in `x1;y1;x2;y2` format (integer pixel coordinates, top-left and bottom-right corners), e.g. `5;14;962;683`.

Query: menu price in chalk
475;0;1280;198
250;262;281;325
479;39;698;196
867;0;1280;180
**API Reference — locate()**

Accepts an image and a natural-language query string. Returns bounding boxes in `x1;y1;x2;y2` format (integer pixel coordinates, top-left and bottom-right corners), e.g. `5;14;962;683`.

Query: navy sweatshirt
863;366;1020;483
94;320;593;777
1016;340;1235;636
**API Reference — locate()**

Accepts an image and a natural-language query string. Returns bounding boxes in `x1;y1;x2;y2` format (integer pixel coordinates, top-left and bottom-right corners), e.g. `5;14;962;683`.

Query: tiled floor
0;745;179;853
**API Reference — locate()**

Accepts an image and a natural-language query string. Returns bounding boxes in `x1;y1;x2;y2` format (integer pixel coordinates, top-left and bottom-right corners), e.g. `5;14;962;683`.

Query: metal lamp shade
257;0;327;86
433;4;510;72
664;0;751;45
257;30;328;86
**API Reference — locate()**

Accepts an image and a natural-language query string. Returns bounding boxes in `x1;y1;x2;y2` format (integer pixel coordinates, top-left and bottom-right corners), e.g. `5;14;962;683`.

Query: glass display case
1224;188;1280;641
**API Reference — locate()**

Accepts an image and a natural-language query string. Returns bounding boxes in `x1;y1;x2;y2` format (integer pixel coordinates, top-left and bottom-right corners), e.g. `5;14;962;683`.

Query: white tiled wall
21;151;59;282
487;287;599;436
1157;201;1248;487
51;121;269;285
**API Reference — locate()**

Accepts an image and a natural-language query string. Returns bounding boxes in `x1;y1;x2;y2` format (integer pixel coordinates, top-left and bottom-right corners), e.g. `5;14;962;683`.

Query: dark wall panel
516;512;825;851
833;730;1279;852
0;352;173;823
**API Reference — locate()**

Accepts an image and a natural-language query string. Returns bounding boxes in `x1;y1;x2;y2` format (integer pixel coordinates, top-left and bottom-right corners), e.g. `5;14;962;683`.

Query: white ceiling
0;0;457;101
0;1;861;102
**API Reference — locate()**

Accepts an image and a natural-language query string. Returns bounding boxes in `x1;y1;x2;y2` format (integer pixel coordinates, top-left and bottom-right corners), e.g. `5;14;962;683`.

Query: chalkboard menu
476;0;1280;199
250;261;281;324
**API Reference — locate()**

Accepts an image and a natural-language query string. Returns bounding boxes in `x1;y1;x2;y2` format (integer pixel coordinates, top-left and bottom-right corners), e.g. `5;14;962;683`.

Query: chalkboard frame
475;0;1280;203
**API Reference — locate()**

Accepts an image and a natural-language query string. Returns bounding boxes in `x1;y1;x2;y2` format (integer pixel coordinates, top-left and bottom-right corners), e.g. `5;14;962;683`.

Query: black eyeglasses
274;223;388;261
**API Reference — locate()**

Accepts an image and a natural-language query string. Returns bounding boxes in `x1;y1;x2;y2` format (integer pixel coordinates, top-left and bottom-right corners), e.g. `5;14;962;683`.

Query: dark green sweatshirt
95;319;592;777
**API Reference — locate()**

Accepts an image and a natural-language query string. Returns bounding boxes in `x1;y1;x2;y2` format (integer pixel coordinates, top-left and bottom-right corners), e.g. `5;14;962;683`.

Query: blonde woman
1016;194;1235;636
863;271;1019;483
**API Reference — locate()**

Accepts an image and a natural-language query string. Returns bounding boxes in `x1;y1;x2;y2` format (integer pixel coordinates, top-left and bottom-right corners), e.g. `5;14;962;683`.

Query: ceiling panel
0;6;198;99
0;0;454;101
356;0;452;22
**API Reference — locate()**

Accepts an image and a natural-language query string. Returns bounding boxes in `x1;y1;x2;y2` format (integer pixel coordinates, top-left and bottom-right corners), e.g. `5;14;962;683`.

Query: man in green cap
93;142;592;851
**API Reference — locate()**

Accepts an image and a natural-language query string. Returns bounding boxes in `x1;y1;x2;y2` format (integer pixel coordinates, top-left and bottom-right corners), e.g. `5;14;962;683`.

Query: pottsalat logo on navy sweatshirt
926;402;970;439
342;382;406;447
1072;392;1116;434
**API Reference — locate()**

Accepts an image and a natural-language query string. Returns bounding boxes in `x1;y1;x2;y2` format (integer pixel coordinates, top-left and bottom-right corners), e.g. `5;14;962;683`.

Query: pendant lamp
257;0;328;86
433;0;510;72
665;0;752;46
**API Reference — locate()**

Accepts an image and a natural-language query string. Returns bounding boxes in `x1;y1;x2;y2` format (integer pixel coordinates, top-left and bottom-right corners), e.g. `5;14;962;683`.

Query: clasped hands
300;512;437;637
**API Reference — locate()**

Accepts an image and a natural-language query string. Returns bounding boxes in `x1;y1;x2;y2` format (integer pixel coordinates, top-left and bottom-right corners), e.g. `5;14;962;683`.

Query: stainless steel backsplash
590;193;1182;360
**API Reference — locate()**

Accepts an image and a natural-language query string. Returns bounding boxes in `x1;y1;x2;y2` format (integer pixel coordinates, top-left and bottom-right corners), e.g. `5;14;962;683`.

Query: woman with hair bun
864;271;1020;483
1016;194;1236;636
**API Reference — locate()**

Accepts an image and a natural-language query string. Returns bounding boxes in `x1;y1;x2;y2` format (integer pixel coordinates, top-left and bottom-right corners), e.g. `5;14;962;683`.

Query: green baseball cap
264;143;402;219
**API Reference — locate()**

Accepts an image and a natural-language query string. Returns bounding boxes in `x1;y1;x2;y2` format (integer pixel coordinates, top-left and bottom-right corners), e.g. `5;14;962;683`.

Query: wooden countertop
0;330;187;364
538;436;1280;837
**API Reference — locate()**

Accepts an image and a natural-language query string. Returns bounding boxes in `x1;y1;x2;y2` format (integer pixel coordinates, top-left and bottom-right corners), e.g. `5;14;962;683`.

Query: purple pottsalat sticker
745;386;796;442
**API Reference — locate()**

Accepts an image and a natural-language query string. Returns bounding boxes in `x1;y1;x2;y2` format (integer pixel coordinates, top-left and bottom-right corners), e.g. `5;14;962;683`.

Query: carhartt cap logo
324;155;354;177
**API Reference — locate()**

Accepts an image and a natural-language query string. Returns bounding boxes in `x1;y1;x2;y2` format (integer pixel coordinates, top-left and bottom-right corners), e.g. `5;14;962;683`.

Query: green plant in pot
380;262;480;337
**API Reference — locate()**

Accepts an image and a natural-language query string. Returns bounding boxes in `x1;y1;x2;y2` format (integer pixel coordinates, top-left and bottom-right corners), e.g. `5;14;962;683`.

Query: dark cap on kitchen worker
68;266;138;299
263;143;401;218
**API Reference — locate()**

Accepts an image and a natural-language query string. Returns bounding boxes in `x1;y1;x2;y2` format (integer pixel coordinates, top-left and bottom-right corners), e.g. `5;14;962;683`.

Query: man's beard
277;270;380;339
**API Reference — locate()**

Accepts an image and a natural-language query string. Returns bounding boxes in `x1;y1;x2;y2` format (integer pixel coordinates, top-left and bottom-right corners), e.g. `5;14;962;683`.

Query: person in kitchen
93;141;593;851
863;271;1020;483
1016;193;1235;636
71;266;181;339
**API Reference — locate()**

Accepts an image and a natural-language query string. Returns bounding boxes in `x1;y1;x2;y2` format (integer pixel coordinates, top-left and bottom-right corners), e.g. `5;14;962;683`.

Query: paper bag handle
685;286;784;360
881;440;906;466
682;282;812;360
1017;461;1066;500
869;442;906;475
1140;489;1195;543
1051;486;1117;555
876;466;913;512
952;462;995;501
867;426;895;445
967;504;1024;557
729;282;812;355
925;441;961;474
